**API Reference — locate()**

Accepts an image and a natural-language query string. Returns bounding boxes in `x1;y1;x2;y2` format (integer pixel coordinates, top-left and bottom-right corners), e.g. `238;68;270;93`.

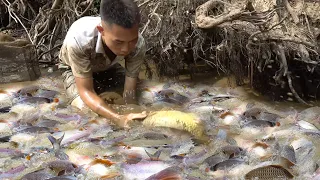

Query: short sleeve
66;38;92;78
125;34;146;78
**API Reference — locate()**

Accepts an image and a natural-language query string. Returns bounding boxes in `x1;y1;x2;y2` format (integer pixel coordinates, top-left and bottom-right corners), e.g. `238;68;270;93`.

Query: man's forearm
80;91;120;121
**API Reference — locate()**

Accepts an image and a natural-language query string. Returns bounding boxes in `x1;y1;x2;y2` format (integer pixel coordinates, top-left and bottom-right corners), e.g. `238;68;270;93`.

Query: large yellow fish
142;110;209;142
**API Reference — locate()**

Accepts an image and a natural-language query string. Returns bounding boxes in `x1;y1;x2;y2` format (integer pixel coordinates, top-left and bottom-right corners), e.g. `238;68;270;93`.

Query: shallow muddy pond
0;69;319;180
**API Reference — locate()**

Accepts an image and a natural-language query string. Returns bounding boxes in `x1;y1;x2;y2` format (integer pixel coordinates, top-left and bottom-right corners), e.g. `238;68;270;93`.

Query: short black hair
100;0;140;28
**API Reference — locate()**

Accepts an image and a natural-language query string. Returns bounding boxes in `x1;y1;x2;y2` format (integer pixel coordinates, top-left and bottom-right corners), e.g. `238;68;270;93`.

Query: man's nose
121;43;129;54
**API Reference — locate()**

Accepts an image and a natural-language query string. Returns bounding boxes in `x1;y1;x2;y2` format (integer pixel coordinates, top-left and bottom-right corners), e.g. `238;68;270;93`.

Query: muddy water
0;68;319;179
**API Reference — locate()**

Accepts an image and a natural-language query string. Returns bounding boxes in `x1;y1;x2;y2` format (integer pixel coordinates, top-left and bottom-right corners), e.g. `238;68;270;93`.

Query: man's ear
96;25;104;33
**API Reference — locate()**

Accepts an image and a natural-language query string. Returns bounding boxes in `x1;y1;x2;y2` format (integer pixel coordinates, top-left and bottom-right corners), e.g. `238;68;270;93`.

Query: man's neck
102;42;117;61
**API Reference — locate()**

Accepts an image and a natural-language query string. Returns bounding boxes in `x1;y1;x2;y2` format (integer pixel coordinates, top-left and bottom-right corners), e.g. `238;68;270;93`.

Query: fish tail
145;149;162;161
47;133;65;150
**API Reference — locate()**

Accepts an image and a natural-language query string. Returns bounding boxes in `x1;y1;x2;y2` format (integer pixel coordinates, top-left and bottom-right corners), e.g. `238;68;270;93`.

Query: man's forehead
101;21;139;41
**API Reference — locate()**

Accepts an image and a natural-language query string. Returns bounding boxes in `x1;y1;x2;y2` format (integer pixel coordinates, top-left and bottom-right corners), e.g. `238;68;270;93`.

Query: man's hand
117;111;147;128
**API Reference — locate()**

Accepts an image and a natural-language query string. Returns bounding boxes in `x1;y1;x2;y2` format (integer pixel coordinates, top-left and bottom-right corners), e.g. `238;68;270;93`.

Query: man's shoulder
64;16;100;49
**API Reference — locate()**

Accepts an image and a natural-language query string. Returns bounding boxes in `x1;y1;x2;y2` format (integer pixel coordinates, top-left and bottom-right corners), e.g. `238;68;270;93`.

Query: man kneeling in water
58;0;147;128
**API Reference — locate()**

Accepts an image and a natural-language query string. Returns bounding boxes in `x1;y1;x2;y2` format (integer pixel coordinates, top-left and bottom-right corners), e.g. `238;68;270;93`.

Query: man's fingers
128;112;147;120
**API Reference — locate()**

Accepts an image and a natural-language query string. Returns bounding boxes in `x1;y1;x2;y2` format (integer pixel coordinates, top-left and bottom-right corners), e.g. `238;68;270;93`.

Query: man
58;0;147;128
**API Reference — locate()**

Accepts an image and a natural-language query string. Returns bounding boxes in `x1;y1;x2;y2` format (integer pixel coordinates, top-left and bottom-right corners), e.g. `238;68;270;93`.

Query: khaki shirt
58;16;146;78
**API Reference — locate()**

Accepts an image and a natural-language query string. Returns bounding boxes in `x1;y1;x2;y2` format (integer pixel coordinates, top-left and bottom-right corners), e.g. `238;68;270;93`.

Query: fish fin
57;133;65;145
145;149;162;161
58;170;66;176
47;135;56;147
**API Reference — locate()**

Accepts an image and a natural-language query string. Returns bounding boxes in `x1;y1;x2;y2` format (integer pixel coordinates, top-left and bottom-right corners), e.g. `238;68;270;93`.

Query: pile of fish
0;75;320;180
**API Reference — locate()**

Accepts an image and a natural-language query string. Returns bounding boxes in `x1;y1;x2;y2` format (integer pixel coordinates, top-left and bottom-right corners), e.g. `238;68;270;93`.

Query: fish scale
245;165;294;179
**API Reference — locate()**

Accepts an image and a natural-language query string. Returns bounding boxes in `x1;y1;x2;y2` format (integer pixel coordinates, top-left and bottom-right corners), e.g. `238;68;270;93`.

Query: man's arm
74;77;146;128
123;76;138;104
75;77;121;120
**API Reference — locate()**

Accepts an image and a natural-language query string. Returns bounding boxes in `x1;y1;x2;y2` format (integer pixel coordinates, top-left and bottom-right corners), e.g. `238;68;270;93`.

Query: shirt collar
95;32;105;55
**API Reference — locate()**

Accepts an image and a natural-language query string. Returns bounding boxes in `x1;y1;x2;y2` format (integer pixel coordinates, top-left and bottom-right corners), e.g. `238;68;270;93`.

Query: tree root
75;0;94;17
195;0;245;29
287;72;313;106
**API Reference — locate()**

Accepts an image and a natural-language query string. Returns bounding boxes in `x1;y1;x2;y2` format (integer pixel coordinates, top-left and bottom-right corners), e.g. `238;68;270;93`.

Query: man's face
97;21;139;56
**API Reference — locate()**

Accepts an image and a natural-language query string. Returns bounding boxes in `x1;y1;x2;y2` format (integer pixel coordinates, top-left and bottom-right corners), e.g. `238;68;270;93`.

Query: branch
37;43;62;60
2;0;33;44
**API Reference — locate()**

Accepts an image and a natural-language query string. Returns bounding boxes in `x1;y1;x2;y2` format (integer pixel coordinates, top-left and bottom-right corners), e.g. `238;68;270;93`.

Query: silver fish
47;176;77;180
46;160;79;174
21;169;54;180
0;165;26;179
145;166;183;180
211;158;246;171
36;119;60;128
120;161;171;180
154;89;190;105
16;97;51;104
14;126;53;134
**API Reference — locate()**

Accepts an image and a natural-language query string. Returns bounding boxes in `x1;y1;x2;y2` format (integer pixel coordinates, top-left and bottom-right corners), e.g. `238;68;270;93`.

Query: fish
142;132;169;140
297;107;320;129
20;169;55;180
16;85;40;96
211;158;246;171
297;120;319;131
204;154;227;169
14;126;53;134
220;145;244;158
47;176;77;180
120;161;171;180
154;89;190;105
125;152;143;164
142;110;208;141
0;165;26;179
53;113;82;121
182;149;208;166
48;134;69;160
280;145;296;166
240;118;280;128
35;119;61;128
15;96;52;104
100;135;127;146
52;129;92;147
244;165;294;179
33;89;59;99
0;148;25;157
170;138;195;157
45;160;79;174
145;166;183;180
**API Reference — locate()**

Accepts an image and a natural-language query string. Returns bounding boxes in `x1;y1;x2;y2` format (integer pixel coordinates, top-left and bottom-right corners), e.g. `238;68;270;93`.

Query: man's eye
115;41;123;44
